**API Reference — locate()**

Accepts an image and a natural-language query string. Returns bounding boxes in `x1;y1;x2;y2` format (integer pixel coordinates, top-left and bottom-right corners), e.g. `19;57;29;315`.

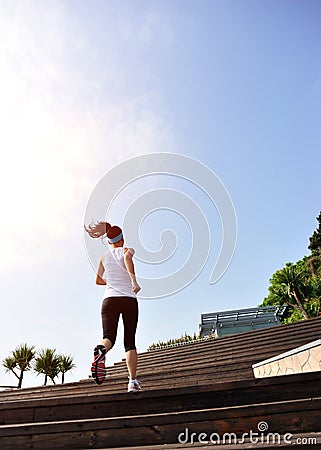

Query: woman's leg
92;298;121;385
101;297;120;351
121;297;139;380
100;338;113;352
126;349;138;380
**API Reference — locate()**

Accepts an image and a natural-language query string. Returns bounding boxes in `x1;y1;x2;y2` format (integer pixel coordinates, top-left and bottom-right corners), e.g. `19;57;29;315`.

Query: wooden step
1;317;319;403
0;346;313;401
1;318;320;449
1;396;320;449
0;362;255;401
1;372;321;426
131;317;321;362
109;323;321;371
0;365;253;402
110;337;317;374
94;432;321;449
0;337;319;402
0;361;255;402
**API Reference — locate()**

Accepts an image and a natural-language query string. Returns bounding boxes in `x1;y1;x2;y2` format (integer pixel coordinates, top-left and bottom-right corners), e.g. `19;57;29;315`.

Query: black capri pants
101;296;138;352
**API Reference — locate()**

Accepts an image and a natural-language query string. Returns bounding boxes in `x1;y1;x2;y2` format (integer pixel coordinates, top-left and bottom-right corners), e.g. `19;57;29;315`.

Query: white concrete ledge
252;339;321;378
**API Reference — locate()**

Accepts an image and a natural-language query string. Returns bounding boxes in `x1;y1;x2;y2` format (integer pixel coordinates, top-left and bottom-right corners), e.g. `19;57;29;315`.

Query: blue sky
0;0;320;387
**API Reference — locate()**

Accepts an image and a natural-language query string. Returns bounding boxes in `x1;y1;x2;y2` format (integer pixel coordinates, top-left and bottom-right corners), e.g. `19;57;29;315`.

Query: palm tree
2;344;36;388
59;355;76;384
2;356;19;384
33;348;61;385
273;264;310;320
308;212;321;254
306;253;321;278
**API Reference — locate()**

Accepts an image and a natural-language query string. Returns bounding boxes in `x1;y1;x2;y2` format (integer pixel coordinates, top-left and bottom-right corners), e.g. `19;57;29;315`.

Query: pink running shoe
91;345;107;385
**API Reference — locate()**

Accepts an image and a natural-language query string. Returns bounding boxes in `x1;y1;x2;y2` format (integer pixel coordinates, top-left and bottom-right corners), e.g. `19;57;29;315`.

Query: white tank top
102;247;136;299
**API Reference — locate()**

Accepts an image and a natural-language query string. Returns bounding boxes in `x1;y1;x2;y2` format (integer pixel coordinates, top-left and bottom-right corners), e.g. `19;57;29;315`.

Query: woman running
84;221;141;392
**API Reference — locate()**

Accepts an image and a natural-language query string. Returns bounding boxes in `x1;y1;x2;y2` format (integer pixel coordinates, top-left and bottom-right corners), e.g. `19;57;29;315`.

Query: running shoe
91;345;107;385
127;379;142;393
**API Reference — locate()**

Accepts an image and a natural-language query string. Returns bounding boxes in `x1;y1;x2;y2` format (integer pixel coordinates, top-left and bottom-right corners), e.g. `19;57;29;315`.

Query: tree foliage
262;212;321;323
58;354;76;384
2;345;76;388
308;212;321;254
33;348;61;385
147;332;213;351
2;343;36;388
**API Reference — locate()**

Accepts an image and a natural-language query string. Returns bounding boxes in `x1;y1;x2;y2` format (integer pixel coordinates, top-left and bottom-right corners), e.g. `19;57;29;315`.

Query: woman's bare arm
124;248;141;294
95;257;106;285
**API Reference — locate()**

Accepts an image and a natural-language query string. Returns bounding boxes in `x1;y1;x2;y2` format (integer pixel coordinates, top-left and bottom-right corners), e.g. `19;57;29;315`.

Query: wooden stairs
0;317;321;449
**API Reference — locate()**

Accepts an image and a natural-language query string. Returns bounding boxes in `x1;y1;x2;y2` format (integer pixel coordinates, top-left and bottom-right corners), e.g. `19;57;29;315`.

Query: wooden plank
0;318;320;404
1;397;321;435
0;352;318;403
138;329;321;362
0;372;319;426
144;317;321;355
1;398;321;449
4;369;320;410
90;432;321;449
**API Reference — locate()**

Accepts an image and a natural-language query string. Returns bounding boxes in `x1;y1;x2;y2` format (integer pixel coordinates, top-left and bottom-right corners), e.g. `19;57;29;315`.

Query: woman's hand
132;281;141;294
